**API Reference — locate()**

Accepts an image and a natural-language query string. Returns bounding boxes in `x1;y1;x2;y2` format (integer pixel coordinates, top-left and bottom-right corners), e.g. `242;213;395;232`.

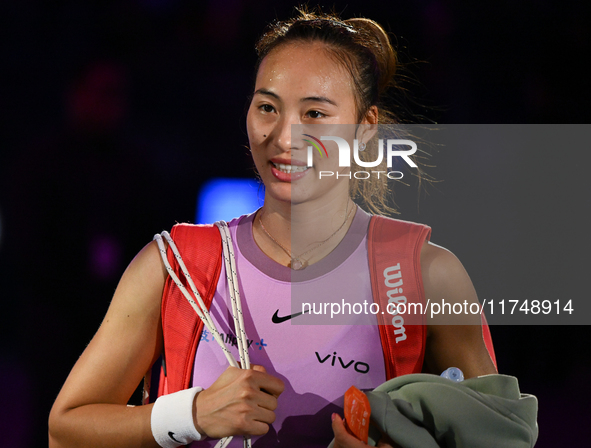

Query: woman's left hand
331;413;398;448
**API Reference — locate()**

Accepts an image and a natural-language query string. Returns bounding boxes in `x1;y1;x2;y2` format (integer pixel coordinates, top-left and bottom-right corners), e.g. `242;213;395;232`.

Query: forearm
49;403;158;448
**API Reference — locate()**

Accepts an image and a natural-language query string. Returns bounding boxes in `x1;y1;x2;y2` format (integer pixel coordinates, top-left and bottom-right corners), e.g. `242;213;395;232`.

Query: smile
272;162;309;174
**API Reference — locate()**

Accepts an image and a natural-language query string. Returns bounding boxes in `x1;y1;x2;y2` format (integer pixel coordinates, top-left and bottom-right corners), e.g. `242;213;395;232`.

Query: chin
265;182;293;204
267;183;321;207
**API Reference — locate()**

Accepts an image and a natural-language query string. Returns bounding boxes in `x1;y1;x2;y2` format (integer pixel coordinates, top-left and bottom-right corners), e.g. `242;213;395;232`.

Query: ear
362;105;379;125
357;105;379;144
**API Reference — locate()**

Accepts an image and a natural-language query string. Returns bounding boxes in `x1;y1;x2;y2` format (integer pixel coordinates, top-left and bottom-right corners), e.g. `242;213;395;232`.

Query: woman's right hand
195;365;285;438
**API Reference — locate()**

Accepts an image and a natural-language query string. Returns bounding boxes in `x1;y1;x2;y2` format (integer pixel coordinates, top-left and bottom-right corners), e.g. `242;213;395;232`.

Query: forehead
255;41;355;100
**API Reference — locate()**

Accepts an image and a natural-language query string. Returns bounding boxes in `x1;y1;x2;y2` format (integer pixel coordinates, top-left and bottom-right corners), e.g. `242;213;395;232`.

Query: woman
48;9;497;448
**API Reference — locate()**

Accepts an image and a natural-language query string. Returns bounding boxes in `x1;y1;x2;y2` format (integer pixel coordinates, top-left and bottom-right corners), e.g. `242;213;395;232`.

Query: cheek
246;114;266;170
246;107;257;145
246;107;271;150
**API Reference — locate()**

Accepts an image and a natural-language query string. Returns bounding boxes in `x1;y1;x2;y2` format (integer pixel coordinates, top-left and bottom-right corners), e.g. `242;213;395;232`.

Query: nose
275;113;306;153
275;115;292;152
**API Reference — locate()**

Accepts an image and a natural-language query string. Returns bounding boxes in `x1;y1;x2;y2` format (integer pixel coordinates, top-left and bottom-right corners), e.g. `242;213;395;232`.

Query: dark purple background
1;1;589;446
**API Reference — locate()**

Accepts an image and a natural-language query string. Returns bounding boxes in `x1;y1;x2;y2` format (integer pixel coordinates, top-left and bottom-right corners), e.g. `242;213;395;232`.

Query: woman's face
246;41;363;206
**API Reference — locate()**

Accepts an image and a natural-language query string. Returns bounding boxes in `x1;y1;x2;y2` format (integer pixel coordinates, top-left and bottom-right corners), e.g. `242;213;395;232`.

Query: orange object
344;385;371;443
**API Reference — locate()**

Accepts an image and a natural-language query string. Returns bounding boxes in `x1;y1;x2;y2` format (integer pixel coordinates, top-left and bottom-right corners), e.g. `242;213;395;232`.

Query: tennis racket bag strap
158;223;223;396
368;215;497;380
482;313;497;367
368;215;431;380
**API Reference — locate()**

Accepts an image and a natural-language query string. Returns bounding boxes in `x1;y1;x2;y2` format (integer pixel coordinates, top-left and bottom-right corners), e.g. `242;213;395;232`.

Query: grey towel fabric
329;374;538;448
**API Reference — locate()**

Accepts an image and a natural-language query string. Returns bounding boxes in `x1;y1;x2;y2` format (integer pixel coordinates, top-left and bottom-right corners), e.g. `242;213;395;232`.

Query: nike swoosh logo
168;432;181;443
272;309;308;324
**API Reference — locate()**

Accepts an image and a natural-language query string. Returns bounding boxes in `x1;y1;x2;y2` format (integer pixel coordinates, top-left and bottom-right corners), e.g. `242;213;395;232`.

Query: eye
306;110;325;119
260;104;276;113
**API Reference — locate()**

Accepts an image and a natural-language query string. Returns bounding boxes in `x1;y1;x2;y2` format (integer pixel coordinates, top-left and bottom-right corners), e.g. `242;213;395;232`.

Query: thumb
251;364;267;373
332;413;348;442
332;413;368;447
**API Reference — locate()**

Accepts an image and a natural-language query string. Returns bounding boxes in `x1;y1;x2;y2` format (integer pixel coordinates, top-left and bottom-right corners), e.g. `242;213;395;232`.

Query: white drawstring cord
215;436;233;448
216;221;250;370
154;222;251;448
214;221;251;448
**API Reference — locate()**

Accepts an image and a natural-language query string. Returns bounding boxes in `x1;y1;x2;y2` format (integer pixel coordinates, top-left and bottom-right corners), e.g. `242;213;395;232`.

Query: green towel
329;374;538;447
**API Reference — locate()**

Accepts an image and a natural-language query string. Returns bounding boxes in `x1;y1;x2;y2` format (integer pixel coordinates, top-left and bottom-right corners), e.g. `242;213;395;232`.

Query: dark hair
255;8;397;124
253;7;428;215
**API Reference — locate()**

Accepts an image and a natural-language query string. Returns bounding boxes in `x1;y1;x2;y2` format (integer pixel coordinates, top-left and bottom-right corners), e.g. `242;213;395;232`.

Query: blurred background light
196;178;263;224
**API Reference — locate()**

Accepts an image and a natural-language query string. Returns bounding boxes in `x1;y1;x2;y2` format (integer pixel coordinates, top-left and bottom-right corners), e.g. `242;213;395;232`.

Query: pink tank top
190;208;386;447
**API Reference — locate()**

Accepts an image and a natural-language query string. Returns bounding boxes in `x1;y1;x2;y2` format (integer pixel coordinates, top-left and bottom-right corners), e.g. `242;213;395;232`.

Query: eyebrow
253;88;280;100
253;89;337;107
301;96;337;106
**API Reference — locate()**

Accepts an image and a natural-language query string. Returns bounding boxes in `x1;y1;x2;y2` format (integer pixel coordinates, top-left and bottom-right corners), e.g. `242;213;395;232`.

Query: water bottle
441;367;464;382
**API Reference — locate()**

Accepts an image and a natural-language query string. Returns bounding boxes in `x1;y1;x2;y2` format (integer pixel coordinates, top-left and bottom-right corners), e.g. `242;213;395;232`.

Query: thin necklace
258;200;353;270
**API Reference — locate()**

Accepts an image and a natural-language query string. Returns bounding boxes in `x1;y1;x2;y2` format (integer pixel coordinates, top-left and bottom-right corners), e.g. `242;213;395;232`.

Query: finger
331;413;368;448
255;389;279;411
332;413;348;440
251;364;267;373
251;406;277;426
242;419;271;437
250;371;285;397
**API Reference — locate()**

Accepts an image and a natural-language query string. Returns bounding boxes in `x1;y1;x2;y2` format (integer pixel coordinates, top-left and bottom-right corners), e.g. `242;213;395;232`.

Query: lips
270;161;310;182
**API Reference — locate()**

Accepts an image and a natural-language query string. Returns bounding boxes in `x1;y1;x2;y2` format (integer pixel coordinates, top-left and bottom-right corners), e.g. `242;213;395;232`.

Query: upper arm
420;241;497;378
51;240;167;415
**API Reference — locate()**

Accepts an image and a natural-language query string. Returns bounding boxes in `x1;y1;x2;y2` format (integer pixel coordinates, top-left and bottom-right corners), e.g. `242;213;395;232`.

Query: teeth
273;162;308;174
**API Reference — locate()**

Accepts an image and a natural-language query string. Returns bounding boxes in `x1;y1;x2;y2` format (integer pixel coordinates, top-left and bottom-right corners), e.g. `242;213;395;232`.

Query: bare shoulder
420;240;480;320
102;239;168;323
420;241;472;295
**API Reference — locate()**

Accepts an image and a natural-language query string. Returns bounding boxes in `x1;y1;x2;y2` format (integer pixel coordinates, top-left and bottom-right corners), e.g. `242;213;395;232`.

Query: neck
253;192;356;268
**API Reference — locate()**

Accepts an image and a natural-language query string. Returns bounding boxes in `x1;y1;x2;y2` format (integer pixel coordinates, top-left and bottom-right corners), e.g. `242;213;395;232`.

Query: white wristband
151;386;205;448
